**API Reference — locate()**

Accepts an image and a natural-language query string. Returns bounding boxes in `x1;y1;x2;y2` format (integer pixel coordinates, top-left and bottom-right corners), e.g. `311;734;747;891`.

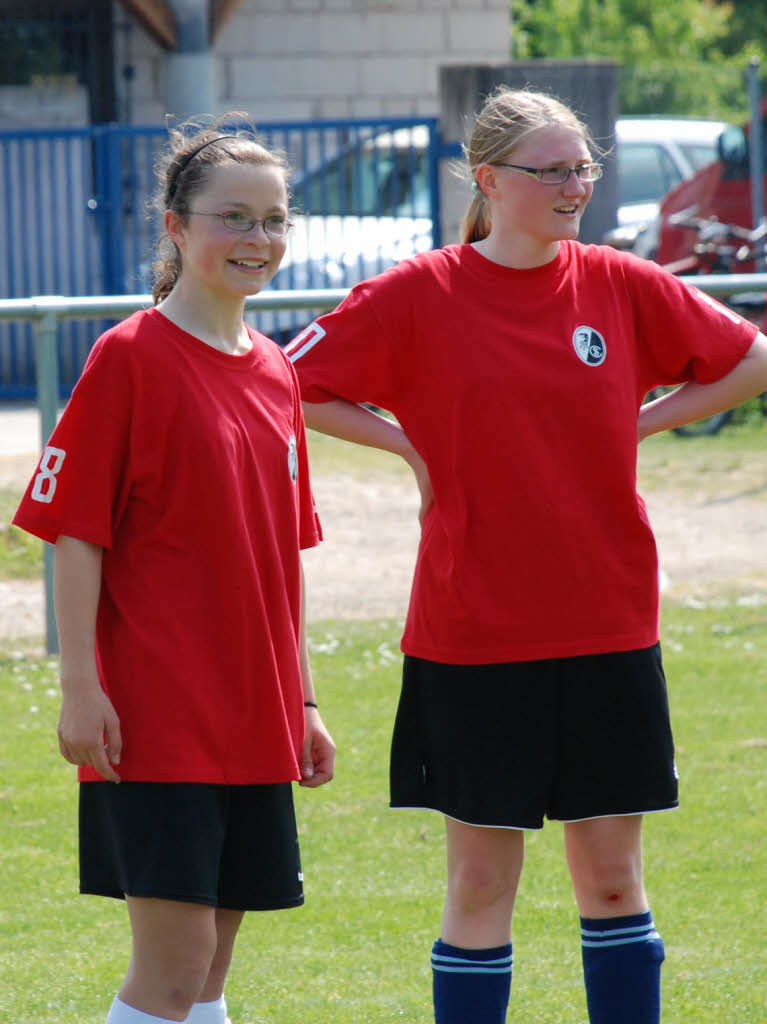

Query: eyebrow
214;201;288;213
536;157;592;166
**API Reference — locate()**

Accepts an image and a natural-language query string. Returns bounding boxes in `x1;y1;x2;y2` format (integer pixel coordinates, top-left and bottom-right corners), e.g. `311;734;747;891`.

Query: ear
165;208;186;249
474;163;501;199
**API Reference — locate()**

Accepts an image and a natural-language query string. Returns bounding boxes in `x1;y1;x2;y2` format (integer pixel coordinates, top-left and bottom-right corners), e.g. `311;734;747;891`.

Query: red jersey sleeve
13;330;134;548
284;260;419;410
617;250;758;392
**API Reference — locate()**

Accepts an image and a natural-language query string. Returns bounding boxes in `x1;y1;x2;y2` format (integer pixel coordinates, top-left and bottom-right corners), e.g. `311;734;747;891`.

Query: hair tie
169;133;240;199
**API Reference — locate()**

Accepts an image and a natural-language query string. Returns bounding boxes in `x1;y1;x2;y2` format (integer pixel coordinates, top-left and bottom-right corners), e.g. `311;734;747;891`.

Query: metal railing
0;289;348;654
1;273;766;654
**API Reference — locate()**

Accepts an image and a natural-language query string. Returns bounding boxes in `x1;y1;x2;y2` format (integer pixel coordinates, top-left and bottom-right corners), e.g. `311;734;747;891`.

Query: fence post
93;125;127;295
428;120;443;249
33;302;61;655
746;58;766;272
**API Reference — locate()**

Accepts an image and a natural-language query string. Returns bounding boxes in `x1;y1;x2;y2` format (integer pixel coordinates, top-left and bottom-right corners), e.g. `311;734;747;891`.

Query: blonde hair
459;86;594;244
151;112;291;304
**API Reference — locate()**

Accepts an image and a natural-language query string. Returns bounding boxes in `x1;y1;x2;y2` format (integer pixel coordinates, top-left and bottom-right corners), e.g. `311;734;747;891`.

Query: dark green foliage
510;0;767;120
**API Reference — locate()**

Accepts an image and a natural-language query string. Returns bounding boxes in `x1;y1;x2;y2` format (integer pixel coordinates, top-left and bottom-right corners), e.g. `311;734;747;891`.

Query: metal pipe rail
0;289;348;654
676;273;767;295
2;275;766;654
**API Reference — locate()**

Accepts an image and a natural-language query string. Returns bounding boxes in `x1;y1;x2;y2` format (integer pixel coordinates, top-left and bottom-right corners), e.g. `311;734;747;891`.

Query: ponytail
152;238;181;305
460;188;492;244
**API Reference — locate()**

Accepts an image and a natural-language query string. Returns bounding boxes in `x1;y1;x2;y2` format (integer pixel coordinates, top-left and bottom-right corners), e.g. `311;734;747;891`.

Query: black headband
168;134;240;199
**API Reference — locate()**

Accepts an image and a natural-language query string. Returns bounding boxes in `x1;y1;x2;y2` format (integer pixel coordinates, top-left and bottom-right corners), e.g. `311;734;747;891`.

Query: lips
229;258;268;269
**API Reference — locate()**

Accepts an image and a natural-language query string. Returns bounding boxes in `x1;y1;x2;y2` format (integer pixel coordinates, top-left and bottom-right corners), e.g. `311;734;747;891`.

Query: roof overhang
114;0;246;50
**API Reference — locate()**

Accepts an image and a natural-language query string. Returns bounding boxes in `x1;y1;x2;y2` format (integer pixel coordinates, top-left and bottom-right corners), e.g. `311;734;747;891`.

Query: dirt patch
3;462;766;646
0;454;38;490
302;473;420;622
644;488;767;594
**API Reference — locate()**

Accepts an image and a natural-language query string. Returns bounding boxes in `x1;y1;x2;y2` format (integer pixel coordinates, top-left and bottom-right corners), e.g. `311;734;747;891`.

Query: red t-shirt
288;241;757;664
14;309;321;783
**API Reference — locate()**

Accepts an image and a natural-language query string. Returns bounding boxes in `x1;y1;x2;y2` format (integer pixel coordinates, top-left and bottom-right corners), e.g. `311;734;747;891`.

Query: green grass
0;486;42;579
636;419;767;499
1;605;765;1023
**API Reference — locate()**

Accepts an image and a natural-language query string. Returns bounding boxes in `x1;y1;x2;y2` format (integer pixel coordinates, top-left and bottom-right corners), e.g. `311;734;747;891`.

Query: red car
656;100;767;268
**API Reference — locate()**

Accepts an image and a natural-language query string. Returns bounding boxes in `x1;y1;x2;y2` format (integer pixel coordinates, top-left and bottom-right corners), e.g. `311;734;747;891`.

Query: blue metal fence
0;116;441;398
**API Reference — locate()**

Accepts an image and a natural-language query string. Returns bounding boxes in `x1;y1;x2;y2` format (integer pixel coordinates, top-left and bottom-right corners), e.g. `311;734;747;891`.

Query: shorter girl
14;114;335;1024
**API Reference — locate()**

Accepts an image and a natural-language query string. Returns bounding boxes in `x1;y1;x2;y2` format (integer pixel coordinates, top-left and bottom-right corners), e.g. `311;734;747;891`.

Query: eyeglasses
187;211;294;237
493;162;603;185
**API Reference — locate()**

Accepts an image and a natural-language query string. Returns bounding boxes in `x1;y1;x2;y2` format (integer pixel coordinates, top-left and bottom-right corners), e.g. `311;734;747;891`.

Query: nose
562;169;588;195
243;222;271;241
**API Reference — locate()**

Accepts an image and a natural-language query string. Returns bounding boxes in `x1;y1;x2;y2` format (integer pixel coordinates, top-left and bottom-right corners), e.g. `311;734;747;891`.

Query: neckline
149;308;266;371
460;241;570;283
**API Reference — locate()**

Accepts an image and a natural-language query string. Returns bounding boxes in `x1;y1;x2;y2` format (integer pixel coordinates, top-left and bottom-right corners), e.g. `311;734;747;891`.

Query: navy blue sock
580;910;665;1024
431;939;512;1024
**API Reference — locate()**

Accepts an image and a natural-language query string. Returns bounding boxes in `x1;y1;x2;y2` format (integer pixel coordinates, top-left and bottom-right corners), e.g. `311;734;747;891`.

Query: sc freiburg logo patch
572;326;606;366
288;434;298;483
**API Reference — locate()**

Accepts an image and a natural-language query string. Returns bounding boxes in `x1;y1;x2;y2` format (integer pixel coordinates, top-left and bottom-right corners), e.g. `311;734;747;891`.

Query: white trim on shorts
393;803;679;831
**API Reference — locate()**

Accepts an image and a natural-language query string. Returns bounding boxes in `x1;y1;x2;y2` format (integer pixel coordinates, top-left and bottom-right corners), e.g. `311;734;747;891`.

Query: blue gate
0;116;441;398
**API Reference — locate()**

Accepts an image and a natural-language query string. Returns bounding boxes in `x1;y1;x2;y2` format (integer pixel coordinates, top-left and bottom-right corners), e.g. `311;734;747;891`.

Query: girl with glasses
285;85;767;1023
13;114;334;1024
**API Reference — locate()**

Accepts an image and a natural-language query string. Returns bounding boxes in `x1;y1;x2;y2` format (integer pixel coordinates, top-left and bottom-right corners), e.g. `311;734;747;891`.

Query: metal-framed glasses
493;162;603;185
187;211;294;237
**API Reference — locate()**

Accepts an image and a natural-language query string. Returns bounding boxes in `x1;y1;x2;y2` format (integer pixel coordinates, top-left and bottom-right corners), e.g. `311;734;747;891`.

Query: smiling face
475;124;594;266
165;161;289;304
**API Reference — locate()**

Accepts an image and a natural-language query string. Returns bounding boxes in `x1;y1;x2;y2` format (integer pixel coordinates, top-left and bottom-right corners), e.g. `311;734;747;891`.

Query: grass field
0;426;765;1022
0;485;42;580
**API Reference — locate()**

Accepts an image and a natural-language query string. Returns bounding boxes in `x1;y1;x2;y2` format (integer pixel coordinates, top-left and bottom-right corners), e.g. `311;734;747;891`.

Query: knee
449;858;516;916
170;951;217;1006
127;935;218;1017
578;858;644;915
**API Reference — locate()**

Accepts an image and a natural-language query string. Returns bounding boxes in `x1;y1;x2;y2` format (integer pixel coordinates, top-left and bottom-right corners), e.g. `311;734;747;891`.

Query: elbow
746;331;767;389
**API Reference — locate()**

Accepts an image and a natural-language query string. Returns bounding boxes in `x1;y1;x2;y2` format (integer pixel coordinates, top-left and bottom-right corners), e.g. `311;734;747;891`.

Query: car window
619;143;683;205
720;117;767;181
295;141;429;218
676;142;718;172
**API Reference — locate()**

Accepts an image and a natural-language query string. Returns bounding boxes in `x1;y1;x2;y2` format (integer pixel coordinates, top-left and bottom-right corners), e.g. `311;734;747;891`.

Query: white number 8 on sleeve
31;445;67;503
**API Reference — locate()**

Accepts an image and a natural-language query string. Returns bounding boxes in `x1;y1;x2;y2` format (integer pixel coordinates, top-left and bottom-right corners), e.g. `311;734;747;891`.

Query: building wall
0;81;89;128
113;0;510;124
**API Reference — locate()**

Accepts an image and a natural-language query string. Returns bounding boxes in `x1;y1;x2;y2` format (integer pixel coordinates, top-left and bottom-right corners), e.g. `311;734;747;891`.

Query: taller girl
14;116;334;1024
286;86;767;1023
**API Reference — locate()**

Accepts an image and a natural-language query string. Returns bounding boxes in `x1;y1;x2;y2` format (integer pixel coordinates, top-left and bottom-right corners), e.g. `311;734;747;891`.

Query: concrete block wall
0;82;89;129
113;0;510;124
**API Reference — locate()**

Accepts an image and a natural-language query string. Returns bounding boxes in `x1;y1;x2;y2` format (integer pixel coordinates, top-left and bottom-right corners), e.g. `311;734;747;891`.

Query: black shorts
79;781;303;911
390;644;678;830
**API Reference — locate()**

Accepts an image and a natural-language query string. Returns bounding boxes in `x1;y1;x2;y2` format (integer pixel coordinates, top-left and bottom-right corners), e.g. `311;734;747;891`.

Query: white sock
186;996;228;1023
105;996;181;1023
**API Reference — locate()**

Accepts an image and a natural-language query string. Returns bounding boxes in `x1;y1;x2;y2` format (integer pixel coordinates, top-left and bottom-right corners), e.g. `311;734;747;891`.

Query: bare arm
639;332;767;441
54;535;122;782
303;398;415;456
303;398;433;521
297;559;335;788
